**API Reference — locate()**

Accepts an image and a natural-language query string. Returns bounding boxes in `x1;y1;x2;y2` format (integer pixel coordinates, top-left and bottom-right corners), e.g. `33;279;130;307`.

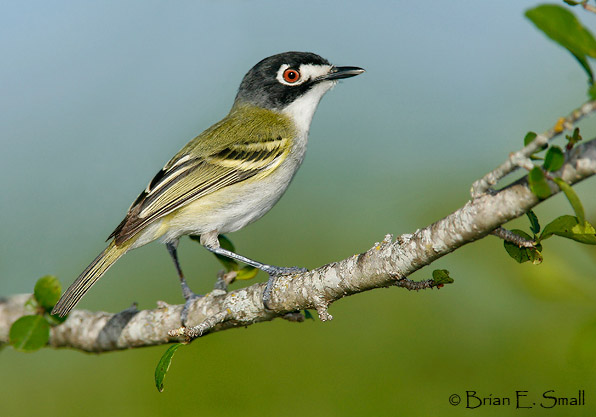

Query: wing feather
109;136;290;244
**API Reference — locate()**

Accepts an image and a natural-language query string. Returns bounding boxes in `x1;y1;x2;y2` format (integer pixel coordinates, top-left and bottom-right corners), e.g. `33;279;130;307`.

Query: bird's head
234;51;364;122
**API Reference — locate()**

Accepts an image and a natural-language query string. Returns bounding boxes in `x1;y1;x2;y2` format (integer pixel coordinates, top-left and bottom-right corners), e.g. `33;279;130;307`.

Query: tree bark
1;114;595;353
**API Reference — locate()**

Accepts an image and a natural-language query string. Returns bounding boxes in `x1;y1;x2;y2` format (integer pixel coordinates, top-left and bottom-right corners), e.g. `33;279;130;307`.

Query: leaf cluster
504;135;596;263
8;276;66;352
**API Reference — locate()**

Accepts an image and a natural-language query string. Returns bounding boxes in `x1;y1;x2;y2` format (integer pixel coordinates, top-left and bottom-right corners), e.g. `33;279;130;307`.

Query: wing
109;135;291;245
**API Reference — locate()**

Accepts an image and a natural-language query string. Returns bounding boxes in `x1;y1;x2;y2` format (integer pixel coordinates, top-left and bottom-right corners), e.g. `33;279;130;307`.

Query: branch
471;101;596;197
2;120;596;353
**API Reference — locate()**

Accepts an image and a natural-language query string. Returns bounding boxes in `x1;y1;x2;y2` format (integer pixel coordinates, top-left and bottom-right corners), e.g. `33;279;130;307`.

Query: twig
491;227;536;248
394;277;444;291
584;2;596;14
471;101;596;197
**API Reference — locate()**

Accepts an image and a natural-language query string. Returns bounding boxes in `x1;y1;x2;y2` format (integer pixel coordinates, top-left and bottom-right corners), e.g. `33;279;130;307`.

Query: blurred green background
2;1;596;416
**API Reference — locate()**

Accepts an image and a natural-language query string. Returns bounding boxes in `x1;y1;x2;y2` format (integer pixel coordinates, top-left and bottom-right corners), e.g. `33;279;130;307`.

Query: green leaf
235;265;258;280
526;5;596;82
563;0;583;5
541;215;576;240
190;234;239;272
217;234;236;253
543;146;565;172
527;210;541;235
524;131;538;146
215;235;239;272
524;131;548;157
553;178;585;224
24;296;39;313
9;315;50;352
528;167;551;199
304;310;314;320
155;343;184;393
431;269;454;285
503;229;543;264
46;312;68;325
565;127;583;149
540;215;596;244
526;5;596;58
571;221;596;244
572;52;595;83
33;275;62;311
589;83;596;100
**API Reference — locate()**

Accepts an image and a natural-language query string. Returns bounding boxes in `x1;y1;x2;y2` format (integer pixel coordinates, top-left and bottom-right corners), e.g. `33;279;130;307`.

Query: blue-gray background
2;1;596;416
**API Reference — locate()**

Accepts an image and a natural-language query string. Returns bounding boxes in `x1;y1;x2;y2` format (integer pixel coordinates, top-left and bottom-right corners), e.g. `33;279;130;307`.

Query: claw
180;293;202;326
264;265;307;276
262;266;307;309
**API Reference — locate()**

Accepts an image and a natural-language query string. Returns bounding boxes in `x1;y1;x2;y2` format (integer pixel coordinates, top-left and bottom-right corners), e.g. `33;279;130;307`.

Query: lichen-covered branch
1;135;595;353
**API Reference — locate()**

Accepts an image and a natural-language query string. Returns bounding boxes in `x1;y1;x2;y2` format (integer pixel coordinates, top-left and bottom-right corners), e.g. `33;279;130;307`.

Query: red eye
283;68;300;83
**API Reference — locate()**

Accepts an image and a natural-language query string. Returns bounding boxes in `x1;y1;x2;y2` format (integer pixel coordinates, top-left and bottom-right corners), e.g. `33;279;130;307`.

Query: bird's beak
322;66;365;81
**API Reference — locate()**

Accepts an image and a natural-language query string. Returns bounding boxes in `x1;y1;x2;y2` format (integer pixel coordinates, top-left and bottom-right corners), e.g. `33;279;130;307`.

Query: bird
52;51;364;318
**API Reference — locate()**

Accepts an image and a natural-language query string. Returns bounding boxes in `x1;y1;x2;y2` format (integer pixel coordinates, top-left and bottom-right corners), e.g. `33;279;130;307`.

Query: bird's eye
282;68;301;83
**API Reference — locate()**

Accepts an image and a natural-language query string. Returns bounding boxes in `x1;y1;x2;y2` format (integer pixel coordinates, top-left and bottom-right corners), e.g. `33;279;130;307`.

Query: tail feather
52;241;129;317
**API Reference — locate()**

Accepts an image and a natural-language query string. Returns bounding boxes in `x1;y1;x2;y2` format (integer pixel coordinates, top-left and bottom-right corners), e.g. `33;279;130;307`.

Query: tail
52;241;130;317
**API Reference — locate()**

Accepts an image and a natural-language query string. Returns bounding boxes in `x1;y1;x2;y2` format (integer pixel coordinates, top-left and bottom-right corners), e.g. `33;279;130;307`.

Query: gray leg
166;242;201;324
204;246;306;276
202;244;307;309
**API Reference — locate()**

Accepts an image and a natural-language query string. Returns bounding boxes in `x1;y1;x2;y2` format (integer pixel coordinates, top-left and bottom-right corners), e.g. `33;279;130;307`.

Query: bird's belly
156;155;303;243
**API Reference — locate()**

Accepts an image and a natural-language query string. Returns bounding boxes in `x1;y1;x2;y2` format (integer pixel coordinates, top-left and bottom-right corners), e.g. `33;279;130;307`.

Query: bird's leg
205;245;306;309
204;245;306;275
198;231;306;309
166;241;201;325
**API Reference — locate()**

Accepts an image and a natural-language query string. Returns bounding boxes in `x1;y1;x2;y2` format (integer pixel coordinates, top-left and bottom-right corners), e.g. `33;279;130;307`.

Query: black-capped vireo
52;51;364;318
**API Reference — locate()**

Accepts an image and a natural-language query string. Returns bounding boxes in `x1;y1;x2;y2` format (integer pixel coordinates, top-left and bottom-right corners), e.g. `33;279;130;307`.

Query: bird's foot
262;266;307;310
180;292;202;327
261;265;307;276
179;278;203;326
